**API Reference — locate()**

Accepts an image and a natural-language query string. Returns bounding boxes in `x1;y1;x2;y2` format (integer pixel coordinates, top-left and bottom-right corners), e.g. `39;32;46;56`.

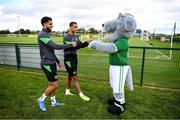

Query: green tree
78;27;86;34
0;29;10;34
88;27;98;34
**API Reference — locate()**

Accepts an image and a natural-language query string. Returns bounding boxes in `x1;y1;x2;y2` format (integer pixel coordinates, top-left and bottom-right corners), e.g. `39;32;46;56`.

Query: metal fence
0;43;180;89
0;43;65;71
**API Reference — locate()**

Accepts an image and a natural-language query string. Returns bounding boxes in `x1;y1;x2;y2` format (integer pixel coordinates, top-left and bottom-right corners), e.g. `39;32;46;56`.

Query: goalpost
141;23;176;60
141;31;149;41
169;22;176;59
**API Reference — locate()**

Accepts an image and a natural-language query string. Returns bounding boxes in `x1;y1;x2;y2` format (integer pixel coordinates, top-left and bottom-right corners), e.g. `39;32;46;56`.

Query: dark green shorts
41;63;58;82
64;55;78;77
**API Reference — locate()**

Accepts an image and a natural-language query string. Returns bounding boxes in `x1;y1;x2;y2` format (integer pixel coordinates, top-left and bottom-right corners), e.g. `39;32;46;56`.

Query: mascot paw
107;97;115;105
107;35;114;41
88;40;101;49
107;104;125;115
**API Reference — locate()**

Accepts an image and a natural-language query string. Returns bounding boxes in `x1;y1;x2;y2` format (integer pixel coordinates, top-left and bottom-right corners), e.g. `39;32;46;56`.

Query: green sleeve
63;37;72;45
39;38;51;44
64;40;73;45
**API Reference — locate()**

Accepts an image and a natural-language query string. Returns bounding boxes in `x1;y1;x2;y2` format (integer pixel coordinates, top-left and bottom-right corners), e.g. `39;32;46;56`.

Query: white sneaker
51;102;65;107
65;91;75;96
80;95;90;101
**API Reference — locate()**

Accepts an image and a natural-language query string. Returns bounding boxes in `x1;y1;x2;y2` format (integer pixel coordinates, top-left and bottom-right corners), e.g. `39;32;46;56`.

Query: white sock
79;92;84;97
50;96;56;104
66;89;70;93
39;93;47;101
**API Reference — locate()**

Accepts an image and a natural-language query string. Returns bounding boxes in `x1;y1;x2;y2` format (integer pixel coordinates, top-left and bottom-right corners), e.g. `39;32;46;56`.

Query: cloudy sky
0;0;180;34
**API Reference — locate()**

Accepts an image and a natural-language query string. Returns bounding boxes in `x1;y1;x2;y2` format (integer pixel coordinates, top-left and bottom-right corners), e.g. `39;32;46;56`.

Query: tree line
0;27;100;34
0;28;179;42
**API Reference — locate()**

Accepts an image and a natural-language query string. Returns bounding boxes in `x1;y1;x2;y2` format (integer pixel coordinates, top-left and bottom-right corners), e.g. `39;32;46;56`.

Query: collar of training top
42;28;49;33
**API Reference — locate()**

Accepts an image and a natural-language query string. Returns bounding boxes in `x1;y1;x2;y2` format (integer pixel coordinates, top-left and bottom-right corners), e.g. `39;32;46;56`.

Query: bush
174;35;180;42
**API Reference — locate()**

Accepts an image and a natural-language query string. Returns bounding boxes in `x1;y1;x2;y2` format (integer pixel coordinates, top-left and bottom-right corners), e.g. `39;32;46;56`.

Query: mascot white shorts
109;65;134;93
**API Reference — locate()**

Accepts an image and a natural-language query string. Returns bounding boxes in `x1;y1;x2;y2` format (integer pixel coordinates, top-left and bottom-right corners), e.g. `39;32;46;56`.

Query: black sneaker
107;100;125;115
107;97;115;105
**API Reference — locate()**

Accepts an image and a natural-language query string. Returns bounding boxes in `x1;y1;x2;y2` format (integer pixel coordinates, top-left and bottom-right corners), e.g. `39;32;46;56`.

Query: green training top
109;37;129;66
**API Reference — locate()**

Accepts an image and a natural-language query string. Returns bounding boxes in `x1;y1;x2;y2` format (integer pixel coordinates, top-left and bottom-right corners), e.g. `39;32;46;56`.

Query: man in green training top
63;22;92;101
37;16;77;111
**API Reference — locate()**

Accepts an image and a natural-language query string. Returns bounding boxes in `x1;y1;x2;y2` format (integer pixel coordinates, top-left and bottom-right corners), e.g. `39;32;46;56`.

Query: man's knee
56;83;59;88
72;76;78;81
68;76;72;80
49;82;59;89
54;82;59;88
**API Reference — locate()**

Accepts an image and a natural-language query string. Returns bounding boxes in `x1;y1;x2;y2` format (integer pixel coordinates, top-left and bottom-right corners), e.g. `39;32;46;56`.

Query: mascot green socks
89;13;137;115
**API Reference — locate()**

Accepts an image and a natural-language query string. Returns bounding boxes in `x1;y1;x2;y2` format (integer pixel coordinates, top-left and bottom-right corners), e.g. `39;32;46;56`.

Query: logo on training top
73;71;77;75
71;38;78;42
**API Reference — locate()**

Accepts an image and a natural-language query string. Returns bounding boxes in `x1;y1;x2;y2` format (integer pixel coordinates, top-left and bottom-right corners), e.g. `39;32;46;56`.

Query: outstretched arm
39;37;76;50
74;36;91;50
75;41;89;50
89;40;117;53
47;40;72;50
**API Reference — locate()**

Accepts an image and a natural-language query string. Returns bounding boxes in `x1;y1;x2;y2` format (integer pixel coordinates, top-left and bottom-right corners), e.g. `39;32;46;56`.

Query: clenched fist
72;42;77;47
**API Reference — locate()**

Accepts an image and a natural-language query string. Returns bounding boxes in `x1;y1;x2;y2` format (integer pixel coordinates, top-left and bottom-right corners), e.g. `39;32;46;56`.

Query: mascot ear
124;15;136;32
117;13;122;19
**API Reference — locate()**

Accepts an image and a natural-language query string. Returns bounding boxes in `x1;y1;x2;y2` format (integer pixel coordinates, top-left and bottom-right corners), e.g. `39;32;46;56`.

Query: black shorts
41;63;58;82
64;55;78;77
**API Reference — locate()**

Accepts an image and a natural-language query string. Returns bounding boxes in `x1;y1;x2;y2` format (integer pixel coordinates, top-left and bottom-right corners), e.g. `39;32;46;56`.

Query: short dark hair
69;22;77;27
41;16;52;26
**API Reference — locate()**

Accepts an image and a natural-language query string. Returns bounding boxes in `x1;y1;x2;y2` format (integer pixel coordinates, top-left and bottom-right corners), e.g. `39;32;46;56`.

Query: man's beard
47;28;52;32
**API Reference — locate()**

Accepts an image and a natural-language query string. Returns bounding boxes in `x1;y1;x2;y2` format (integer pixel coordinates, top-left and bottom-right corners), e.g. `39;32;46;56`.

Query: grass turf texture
0;66;180;119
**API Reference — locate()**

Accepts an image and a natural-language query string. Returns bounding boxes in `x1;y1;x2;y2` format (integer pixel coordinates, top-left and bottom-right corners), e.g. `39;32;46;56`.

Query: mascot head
102;13;137;42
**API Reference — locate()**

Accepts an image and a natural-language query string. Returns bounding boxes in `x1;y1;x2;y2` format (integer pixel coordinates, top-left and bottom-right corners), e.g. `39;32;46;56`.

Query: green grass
0;66;180;119
146;39;180;48
0;36;62;43
0;35;179;47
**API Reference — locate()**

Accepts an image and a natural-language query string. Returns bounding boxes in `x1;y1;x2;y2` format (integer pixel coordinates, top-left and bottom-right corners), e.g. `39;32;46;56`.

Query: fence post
15;43;21;70
140;48;146;86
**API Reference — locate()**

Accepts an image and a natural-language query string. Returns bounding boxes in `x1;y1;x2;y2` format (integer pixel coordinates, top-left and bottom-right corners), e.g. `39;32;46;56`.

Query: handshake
71;39;93;47
71;42;77;47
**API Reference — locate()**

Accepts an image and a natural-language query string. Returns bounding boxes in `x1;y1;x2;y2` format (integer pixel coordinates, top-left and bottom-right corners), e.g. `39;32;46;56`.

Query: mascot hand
89;40;101;49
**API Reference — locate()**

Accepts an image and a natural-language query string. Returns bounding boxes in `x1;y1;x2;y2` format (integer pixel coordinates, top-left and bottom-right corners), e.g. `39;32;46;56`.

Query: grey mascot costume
89;13;137;115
